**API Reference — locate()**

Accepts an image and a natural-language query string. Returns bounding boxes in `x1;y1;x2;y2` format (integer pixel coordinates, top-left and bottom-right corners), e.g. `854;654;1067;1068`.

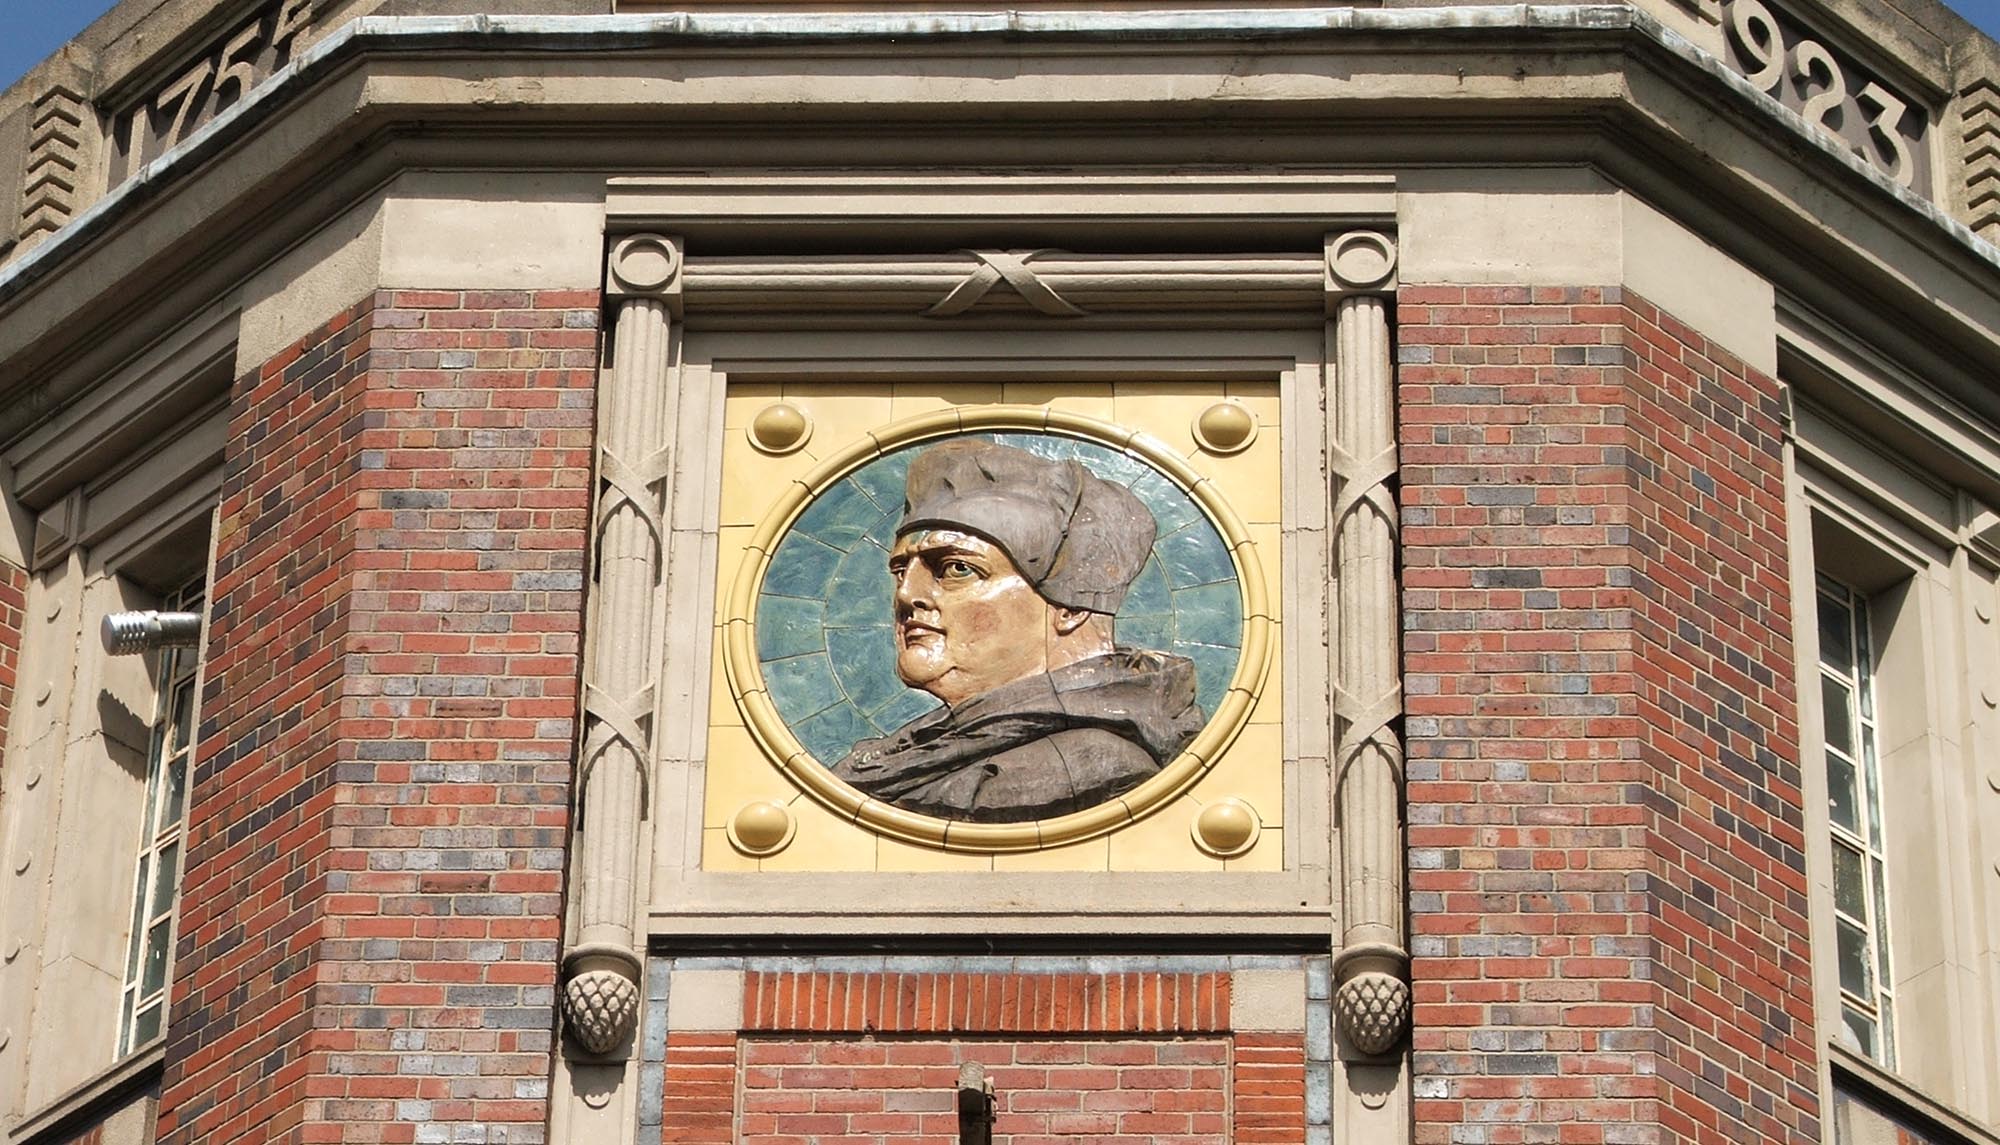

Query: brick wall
1400;286;1816;1145
654;969;1303;1145
159;289;597;1145
740;1037;1230;1145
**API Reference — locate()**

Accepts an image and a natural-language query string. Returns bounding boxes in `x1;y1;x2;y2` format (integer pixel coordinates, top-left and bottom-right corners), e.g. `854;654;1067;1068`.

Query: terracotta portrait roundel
723;407;1271;851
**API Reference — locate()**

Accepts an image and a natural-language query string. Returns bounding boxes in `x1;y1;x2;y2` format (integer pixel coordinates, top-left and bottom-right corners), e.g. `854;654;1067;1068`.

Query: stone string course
1399;285;1816;1145
158;290;597;1145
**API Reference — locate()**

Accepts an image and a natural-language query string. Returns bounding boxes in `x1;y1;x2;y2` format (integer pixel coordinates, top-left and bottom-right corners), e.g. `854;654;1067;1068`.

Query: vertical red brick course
742;972;1230;1034
159;289;597;1145
1401;285;1816;1145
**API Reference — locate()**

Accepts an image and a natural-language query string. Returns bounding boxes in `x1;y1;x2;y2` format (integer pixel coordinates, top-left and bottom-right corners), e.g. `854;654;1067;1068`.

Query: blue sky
3;0;2000;93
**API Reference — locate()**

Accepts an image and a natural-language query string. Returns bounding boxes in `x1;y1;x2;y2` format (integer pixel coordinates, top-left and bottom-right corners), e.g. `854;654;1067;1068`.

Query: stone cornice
4;7;2000;420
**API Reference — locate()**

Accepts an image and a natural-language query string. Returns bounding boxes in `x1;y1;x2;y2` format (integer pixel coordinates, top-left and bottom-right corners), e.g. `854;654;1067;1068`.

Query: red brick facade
1400;286;1815;1145
159;290;597;1145
127;280;1823;1145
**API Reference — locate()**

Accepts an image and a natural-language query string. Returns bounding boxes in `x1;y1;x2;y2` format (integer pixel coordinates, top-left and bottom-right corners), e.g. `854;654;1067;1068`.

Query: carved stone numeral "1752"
146;0;312;156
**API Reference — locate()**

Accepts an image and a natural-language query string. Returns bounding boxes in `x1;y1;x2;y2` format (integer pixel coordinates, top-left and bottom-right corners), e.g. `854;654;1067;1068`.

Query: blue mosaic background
755;432;1244;765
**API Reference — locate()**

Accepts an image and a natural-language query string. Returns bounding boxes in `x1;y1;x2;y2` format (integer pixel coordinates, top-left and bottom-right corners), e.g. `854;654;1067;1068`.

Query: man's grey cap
897;438;1157;614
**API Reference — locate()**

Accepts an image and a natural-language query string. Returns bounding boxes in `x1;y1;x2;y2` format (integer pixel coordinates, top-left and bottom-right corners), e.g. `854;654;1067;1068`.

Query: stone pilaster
1325;230;1412;1145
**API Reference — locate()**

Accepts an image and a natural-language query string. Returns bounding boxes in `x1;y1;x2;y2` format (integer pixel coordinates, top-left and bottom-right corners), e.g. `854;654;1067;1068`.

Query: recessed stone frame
720;405;1274;852
555;176;1410;1145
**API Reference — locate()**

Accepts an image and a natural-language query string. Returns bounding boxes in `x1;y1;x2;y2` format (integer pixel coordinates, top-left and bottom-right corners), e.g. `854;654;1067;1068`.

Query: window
1814;576;1894;1068
116;580;204;1055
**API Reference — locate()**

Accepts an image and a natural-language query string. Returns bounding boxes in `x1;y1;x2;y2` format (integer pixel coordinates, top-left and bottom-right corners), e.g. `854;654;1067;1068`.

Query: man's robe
829;649;1205;822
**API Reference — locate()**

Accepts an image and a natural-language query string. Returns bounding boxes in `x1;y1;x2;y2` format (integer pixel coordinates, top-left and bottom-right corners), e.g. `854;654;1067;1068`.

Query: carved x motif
925;250;1089;318
580;683;655;821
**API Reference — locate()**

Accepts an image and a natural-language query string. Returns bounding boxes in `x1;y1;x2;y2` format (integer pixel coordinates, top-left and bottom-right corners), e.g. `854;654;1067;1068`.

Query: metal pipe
101;610;202;655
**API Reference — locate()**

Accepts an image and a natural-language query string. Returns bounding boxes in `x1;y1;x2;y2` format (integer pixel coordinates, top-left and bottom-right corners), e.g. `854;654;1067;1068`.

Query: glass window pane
1818;594;1853;670
1831;842;1867;919
118;992;134;1051
151;842;179;919
171;679;195;753
1840;1005;1877;1057
1877;1005;1896;1070
1870;857;1892;956
141;919;171;994
124;855;149;978
1821;677;1854;756
1827;753;1859;834
1853;600;1874;719
164;758;187;827
1862;738;1883;842
132;1002;161;1046
1837;918;1874;997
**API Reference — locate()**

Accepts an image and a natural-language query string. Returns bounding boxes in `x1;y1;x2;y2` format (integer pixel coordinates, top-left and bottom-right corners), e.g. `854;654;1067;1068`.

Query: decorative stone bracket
1324;231;1412;1059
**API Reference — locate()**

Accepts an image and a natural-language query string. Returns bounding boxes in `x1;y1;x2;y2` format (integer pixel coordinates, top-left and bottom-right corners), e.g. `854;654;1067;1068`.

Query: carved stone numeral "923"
1725;0;1919;188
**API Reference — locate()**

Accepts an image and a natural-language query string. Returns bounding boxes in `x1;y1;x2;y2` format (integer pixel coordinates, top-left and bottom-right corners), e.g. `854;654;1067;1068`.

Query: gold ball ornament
728;800;796;856
749;402;813;455
1192;798;1261;857
1192;401;1258;455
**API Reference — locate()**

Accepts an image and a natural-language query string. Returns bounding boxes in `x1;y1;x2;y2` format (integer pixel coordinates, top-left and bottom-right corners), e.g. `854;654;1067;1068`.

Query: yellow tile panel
993;835;1111;872
890;383;1005;421
1223;826;1284;873
701;721;800;830
876;836;995;872
712;526;756;625
718;436;818;528
1000;382;1117;420
1194;722;1284;828
1106;795;1222;873
1244;521;1283;623
1223;381;1283;427
701;827;761;872
706;375;1290;874
1189;439;1282;526
785;385;895;461
756;795;877;873
1245;640;1284;729
722;382;784;429
708;640;745;729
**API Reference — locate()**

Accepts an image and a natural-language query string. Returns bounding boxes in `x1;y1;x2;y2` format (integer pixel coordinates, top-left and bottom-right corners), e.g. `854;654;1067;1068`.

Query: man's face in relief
888;529;1056;706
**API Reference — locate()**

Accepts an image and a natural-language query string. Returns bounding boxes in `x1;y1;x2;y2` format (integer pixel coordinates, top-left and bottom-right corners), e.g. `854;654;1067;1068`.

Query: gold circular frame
721;405;1274;852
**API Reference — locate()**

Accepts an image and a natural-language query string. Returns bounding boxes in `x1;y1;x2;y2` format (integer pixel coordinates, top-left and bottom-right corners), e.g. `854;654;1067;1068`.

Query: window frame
1786;402;2000;1129
1812;573;1896;1066
115;579;206;1057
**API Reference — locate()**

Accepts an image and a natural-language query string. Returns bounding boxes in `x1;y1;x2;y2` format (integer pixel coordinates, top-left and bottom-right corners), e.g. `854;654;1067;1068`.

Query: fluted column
1325;232;1410;1059
560;234;682;1060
